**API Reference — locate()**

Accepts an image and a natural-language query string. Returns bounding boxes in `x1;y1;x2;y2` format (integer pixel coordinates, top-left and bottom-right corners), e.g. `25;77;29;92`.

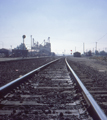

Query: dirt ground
67;56;107;74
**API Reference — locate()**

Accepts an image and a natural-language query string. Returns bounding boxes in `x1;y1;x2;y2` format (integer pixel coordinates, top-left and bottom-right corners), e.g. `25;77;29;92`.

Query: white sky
0;0;107;54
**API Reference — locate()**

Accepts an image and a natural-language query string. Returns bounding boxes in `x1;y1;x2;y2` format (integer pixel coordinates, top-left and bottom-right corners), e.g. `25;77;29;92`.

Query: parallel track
67;58;107;119
0;56;58;87
0;58;107;120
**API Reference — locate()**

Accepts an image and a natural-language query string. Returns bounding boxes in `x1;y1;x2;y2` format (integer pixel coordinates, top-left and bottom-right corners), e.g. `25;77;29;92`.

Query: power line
97;32;107;41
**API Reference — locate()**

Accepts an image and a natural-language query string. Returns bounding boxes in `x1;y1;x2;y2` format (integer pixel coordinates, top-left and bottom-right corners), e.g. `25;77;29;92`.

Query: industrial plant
31;37;52;56
0;37;55;57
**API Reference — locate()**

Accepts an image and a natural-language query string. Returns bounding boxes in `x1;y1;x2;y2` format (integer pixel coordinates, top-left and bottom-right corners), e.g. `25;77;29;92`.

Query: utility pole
96;42;97;51
83;43;85;54
31;35;32;57
93;48;94;54
96;42;97;55
33;38;35;56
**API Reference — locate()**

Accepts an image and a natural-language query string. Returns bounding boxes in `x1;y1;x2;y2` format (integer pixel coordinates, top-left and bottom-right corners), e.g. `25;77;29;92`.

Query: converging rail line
0;58;107;120
67;57;107;119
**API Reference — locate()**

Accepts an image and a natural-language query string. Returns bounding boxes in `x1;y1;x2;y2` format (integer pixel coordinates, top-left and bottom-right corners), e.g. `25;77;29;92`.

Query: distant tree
100;50;106;56
85;50;92;56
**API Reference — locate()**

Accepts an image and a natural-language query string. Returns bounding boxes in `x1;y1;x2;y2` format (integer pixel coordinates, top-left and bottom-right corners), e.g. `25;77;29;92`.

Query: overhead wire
97;32;107;42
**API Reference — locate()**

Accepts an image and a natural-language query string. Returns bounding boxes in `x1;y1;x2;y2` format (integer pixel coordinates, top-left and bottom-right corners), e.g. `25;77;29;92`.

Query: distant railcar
74;52;81;57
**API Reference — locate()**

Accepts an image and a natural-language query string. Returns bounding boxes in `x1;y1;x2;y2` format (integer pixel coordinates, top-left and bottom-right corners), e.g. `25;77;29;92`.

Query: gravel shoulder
67;56;107;73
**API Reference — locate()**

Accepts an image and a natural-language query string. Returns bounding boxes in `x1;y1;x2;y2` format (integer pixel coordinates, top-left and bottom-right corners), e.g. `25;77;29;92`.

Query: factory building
31;37;52;56
0;48;9;57
12;49;28;57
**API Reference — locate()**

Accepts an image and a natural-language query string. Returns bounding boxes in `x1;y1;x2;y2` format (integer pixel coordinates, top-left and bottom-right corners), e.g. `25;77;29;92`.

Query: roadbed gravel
0;57;58;87
67;56;107;74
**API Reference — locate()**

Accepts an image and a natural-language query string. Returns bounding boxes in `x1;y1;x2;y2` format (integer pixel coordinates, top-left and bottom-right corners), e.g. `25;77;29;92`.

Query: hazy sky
0;0;107;54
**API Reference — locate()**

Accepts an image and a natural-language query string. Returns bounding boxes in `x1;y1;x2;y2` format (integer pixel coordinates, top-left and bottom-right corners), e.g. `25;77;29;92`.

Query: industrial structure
12;49;28;57
31;37;53;56
0;37;55;57
0;48;9;57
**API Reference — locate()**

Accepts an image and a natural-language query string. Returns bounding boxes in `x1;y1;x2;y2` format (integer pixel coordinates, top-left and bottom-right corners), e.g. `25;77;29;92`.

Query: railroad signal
22;35;26;58
70;50;72;55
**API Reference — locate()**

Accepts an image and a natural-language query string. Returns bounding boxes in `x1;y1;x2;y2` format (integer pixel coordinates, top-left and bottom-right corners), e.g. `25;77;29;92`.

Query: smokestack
48;37;50;43
33;38;34;46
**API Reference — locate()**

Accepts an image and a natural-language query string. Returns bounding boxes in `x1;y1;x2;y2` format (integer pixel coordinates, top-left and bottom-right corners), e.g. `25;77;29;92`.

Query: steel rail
0;58;61;97
65;58;107;120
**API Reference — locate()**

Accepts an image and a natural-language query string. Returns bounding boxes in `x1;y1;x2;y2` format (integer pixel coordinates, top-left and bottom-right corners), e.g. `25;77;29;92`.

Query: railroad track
0;58;107;120
67;58;107;117
0;57;58;87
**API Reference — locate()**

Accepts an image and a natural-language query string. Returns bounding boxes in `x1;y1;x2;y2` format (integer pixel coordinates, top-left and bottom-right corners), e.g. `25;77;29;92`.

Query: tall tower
48;37;51;52
48;37;50;43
